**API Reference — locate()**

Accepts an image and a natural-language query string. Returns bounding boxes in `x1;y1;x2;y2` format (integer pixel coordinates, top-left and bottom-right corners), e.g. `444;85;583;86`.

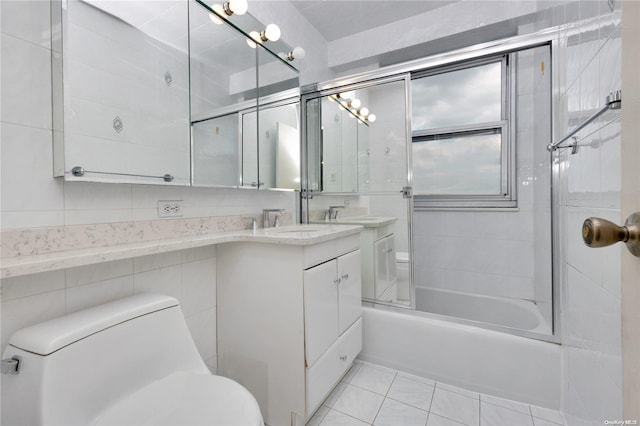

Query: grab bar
547;90;621;153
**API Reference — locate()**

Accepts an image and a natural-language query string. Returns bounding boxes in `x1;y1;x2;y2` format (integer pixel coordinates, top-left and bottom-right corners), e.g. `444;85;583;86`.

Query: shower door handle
582;212;640;257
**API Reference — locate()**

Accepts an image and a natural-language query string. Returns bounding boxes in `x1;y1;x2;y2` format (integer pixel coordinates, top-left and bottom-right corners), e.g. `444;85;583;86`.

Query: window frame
411;54;517;210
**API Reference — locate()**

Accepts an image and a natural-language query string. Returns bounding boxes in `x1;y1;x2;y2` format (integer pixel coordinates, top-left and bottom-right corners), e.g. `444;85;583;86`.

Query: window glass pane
411;62;502;130
412;131;502;195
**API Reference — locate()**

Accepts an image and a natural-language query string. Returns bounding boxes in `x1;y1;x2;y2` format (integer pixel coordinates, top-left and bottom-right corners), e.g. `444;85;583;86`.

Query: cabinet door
337;250;362;334
385;236;397;288
304;260;339;366
374;238;389;299
375;235;398;300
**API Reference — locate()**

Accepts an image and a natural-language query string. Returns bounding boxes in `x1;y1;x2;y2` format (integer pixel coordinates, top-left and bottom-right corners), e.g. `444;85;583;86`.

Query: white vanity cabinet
304;249;361;365
216;233;362;426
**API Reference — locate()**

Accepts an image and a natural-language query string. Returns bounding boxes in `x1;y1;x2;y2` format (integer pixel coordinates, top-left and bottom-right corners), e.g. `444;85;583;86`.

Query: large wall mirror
53;0;191;185
53;0;301;190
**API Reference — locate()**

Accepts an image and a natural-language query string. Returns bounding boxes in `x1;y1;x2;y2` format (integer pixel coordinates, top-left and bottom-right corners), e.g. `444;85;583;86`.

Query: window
411;56;515;209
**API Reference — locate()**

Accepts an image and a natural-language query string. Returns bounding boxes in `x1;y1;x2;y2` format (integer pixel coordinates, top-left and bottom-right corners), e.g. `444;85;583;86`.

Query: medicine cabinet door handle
341;273;349;280
333;278;341;285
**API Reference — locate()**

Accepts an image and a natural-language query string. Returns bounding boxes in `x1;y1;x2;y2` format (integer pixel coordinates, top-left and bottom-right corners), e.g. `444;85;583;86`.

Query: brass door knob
582;213;640;257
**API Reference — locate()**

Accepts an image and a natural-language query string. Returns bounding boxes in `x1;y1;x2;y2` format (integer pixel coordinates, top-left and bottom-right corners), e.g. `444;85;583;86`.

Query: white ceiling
290;0;459;42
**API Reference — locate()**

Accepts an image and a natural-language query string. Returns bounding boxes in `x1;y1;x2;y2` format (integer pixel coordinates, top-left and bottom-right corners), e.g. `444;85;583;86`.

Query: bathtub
359;303;561;409
415;287;552;335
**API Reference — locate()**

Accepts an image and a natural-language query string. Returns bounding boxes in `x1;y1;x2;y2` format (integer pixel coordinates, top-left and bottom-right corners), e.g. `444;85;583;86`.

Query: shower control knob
582;213;640;257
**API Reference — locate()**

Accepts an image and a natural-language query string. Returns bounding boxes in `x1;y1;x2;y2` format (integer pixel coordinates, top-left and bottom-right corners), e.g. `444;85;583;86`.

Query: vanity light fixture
260;24;281;42
286;46;306;61
222;0;248;16
331;94;372;126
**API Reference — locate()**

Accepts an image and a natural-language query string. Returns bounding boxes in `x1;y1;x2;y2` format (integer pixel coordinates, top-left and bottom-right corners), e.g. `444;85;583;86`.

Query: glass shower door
303;77;414;307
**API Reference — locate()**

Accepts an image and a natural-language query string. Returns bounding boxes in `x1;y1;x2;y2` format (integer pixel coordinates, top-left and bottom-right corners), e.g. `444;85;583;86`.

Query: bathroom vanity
316;216;398;301
216;227;363;426
0;222;363;426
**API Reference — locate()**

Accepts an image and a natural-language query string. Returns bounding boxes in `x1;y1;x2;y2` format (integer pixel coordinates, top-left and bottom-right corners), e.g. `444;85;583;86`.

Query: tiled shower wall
548;0;623;424
412;46;552;315
0;0;295;370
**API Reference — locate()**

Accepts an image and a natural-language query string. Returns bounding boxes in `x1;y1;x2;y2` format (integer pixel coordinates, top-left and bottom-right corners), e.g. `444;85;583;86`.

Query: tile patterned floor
306;361;566;426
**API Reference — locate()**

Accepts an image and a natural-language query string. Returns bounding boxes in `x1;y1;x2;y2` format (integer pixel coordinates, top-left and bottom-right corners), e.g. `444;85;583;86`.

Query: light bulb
367;113;376;122
359;107;369;116
339;91;355;100
287;46;306;61
225;0;248;15
208;4;225;23
292;46;306;59
246;31;260;48
350;99;361;109
261;24;281;42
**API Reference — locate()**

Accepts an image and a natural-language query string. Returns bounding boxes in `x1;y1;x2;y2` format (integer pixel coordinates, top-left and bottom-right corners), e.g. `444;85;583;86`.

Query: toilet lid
92;373;263;426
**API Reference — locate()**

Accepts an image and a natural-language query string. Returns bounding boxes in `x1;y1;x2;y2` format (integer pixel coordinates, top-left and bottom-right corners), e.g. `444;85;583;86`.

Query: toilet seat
92;372;263;426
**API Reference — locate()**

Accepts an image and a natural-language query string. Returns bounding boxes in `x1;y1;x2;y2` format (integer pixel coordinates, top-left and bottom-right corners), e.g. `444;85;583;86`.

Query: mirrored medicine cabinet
52;0;301;190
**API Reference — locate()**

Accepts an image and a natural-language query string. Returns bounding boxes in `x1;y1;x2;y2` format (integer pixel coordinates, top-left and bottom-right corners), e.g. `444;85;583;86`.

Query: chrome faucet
262;209;284;228
328;205;345;220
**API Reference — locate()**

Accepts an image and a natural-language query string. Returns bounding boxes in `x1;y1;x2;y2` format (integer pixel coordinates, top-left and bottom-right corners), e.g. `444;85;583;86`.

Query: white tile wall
412;44;553;323
0;246;218;372
547;0;623;423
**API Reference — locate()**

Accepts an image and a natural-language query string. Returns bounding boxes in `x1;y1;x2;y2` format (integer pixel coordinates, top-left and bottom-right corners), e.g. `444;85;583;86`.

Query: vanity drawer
305;318;362;416
375;224;394;240
303;234;360;269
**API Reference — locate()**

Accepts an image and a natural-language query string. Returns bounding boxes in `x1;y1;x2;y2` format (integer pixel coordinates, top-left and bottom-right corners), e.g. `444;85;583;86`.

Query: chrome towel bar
547;90;621;153
70;166;174;182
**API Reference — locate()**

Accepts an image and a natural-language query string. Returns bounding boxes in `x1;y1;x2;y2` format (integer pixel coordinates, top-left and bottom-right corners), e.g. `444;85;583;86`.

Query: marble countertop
312;216;398;228
1;224;362;279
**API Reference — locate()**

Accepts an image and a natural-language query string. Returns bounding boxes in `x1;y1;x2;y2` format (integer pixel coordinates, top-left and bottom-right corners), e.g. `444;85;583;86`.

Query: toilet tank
1;293;208;426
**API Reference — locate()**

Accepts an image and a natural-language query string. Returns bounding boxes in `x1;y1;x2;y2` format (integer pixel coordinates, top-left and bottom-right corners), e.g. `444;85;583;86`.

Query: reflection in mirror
55;0;190;184
256;47;300;190
241;110;259;188
307;80;407;194
192;113;240;187
189;0;257;122
242;99;300;190
190;0;300;189
304;79;411;307
321;97;359;192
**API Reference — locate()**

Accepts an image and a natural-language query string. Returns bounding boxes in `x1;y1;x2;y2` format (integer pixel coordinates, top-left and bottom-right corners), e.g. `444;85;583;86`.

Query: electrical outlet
158;200;183;217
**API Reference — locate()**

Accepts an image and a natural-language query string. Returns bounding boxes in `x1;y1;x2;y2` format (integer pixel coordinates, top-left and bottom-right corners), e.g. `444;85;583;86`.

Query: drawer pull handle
341;273;349;280
339;355;347;361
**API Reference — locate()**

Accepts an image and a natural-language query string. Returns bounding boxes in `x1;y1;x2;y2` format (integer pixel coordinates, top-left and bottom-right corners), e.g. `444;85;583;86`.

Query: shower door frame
300;29;563;343
300;74;416;309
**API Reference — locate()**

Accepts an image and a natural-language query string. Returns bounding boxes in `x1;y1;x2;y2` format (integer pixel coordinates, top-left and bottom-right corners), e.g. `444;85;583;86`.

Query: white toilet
1;293;263;426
